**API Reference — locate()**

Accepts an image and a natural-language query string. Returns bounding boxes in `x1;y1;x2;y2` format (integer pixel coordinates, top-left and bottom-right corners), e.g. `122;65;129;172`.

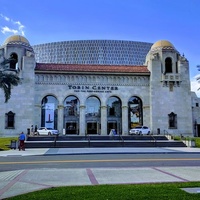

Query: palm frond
0;72;20;103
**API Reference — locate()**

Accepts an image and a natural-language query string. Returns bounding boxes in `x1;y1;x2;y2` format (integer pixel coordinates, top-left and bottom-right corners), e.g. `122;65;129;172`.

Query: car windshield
47;128;53;130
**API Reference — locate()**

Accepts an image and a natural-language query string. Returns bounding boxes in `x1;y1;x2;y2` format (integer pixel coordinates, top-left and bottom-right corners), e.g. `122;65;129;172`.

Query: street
0;153;200;172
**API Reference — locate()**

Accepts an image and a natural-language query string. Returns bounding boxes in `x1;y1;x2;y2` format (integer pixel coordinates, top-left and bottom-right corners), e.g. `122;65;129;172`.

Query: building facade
0;35;198;137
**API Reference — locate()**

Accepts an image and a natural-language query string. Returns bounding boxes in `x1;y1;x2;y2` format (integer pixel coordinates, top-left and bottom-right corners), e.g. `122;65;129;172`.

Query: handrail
119;134;124;143
87;134;90;147
150;134;156;147
54;134;58;147
163;130;168;135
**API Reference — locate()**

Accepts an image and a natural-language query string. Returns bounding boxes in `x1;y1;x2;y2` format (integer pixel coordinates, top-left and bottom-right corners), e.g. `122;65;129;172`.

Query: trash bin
157;128;160;135
10;140;17;149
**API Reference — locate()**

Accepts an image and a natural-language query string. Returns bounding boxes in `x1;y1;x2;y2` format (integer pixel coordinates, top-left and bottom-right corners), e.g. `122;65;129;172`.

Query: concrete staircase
25;135;187;148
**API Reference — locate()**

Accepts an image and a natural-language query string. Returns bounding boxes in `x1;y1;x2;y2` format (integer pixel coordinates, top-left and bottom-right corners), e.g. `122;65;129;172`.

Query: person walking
19;132;26;151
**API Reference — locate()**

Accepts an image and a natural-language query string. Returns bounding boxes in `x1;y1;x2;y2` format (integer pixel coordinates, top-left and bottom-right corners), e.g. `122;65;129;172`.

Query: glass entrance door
87;122;97;134
65;122;78;134
107;121;117;135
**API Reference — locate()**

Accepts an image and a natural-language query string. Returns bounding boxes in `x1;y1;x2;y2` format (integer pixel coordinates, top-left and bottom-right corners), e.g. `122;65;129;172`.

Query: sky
0;0;200;95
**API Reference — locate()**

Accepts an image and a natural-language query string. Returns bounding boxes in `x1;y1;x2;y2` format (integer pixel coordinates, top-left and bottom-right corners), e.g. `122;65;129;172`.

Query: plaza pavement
0;147;200;199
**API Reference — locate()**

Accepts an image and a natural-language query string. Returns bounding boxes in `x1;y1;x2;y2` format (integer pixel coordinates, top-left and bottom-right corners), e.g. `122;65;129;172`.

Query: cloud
0;14;10;21
0;14;25;36
1;26;18;34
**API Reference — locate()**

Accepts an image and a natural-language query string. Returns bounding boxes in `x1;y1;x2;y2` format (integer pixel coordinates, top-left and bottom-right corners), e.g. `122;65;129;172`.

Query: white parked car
129;126;150;135
36;127;59;136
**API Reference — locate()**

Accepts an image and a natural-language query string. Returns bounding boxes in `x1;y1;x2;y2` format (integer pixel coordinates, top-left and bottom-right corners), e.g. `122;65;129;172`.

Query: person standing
19;132;26;151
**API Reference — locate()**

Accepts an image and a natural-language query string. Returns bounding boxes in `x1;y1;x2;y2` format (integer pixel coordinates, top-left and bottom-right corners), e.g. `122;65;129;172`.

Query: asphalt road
0;153;200;172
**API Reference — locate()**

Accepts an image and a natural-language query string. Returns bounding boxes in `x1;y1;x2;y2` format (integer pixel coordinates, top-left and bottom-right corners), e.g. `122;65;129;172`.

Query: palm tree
0;71;20;103
197;65;200;90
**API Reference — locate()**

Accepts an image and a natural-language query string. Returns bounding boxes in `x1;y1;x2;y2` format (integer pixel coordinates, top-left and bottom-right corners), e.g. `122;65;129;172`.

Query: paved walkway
0;147;200;199
1;147;200;157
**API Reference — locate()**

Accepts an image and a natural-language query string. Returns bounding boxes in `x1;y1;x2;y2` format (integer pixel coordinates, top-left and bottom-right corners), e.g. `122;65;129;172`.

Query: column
101;105;107;135
79;105;86;136
57;105;64;135
34;104;41;129
122;105;128;135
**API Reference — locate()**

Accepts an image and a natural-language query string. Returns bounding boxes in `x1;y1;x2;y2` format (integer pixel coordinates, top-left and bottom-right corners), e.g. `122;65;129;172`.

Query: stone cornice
35;74;150;86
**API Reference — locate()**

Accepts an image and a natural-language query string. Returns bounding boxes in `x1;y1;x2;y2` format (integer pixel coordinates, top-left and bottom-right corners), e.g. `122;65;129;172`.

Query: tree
197;65;200;90
0;57;20;103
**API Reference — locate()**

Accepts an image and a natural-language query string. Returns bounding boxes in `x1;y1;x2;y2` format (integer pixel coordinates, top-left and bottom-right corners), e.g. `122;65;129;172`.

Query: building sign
68;85;118;93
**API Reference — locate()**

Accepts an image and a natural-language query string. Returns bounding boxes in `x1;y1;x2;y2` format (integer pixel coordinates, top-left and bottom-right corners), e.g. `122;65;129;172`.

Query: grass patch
0;137;18;150
172;135;182;141
7;182;200;200
194;137;200;148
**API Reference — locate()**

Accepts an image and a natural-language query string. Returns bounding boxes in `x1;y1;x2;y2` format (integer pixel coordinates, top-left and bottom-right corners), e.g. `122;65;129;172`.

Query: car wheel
139;131;142;135
48;132;51;136
147;131;150;135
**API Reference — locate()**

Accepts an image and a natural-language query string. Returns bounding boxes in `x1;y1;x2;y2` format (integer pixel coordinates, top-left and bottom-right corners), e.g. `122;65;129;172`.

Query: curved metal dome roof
3;35;30;45
151;40;175;50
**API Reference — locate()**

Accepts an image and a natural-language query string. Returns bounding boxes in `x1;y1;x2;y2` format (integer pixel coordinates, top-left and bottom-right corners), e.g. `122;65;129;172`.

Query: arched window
64;96;79;116
86;96;100;117
41;95;58;129
128;96;143;129
64;96;80;134
165;57;172;73
107;96;122;135
107;96;121;117
5;111;15;129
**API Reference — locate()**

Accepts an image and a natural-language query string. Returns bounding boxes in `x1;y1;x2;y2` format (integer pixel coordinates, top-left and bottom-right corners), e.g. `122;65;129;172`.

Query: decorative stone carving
35;74;150;86
150;52;159;60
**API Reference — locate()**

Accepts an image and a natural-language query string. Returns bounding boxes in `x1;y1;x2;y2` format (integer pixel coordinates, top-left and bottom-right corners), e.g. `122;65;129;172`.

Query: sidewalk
1;147;200;157
0;147;200;199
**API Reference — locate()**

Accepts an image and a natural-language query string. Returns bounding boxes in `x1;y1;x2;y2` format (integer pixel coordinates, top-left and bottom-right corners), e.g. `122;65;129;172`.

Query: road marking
0;158;200;165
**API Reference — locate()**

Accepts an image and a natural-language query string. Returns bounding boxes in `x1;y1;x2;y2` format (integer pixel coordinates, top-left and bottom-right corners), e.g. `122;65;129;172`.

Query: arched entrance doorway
128;96;143;129
85;96;101;134
41;95;58;129
107;96;122;135
64;96;80;134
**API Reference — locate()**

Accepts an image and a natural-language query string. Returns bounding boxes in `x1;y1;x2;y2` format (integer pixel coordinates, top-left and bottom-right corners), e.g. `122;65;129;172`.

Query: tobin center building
0;35;198;137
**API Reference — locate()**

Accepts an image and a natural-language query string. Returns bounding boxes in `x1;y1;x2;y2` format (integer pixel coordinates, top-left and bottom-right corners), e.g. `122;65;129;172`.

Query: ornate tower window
5;111;15;129
168;112;177;129
9;53;18;70
165;57;172;73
